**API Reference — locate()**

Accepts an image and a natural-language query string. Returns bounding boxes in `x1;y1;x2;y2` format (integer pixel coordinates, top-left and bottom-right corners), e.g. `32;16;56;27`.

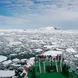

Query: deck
40;72;78;78
28;56;78;78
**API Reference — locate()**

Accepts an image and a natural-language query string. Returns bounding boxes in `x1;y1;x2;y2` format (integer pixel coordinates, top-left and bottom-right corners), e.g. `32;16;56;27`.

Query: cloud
0;15;31;28
0;0;78;29
0;0;78;15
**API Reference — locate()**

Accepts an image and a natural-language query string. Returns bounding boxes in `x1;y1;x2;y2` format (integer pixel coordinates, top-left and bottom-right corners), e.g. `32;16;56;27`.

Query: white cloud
0;15;30;28
0;0;78;29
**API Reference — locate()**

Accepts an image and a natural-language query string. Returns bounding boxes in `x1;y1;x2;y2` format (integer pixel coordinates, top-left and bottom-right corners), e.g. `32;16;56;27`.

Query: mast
43;61;46;73
55;58;58;72
39;58;41;74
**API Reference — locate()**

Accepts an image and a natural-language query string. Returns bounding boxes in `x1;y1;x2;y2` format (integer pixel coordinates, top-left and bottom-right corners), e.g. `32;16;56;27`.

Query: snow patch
9;41;21;46
3;60;12;65
74;54;78;58
44;45;53;49
12;58;20;62
0;70;15;77
0;56;7;62
66;48;76;53
39;27;57;30
34;49;42;53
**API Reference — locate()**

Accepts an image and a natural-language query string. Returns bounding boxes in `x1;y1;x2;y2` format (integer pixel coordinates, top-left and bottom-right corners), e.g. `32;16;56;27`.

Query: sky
0;0;78;29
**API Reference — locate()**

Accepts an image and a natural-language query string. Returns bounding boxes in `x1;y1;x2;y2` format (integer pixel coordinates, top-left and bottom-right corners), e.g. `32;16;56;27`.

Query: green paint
28;60;78;78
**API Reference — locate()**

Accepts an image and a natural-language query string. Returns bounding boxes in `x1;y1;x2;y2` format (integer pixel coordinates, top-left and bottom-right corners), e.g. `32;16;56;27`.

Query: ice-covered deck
41;50;62;56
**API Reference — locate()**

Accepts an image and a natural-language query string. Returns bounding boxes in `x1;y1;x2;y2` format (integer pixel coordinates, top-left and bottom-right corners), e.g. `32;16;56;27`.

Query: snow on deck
0;70;15;77
42;50;62;56
0;55;7;62
27;57;35;67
